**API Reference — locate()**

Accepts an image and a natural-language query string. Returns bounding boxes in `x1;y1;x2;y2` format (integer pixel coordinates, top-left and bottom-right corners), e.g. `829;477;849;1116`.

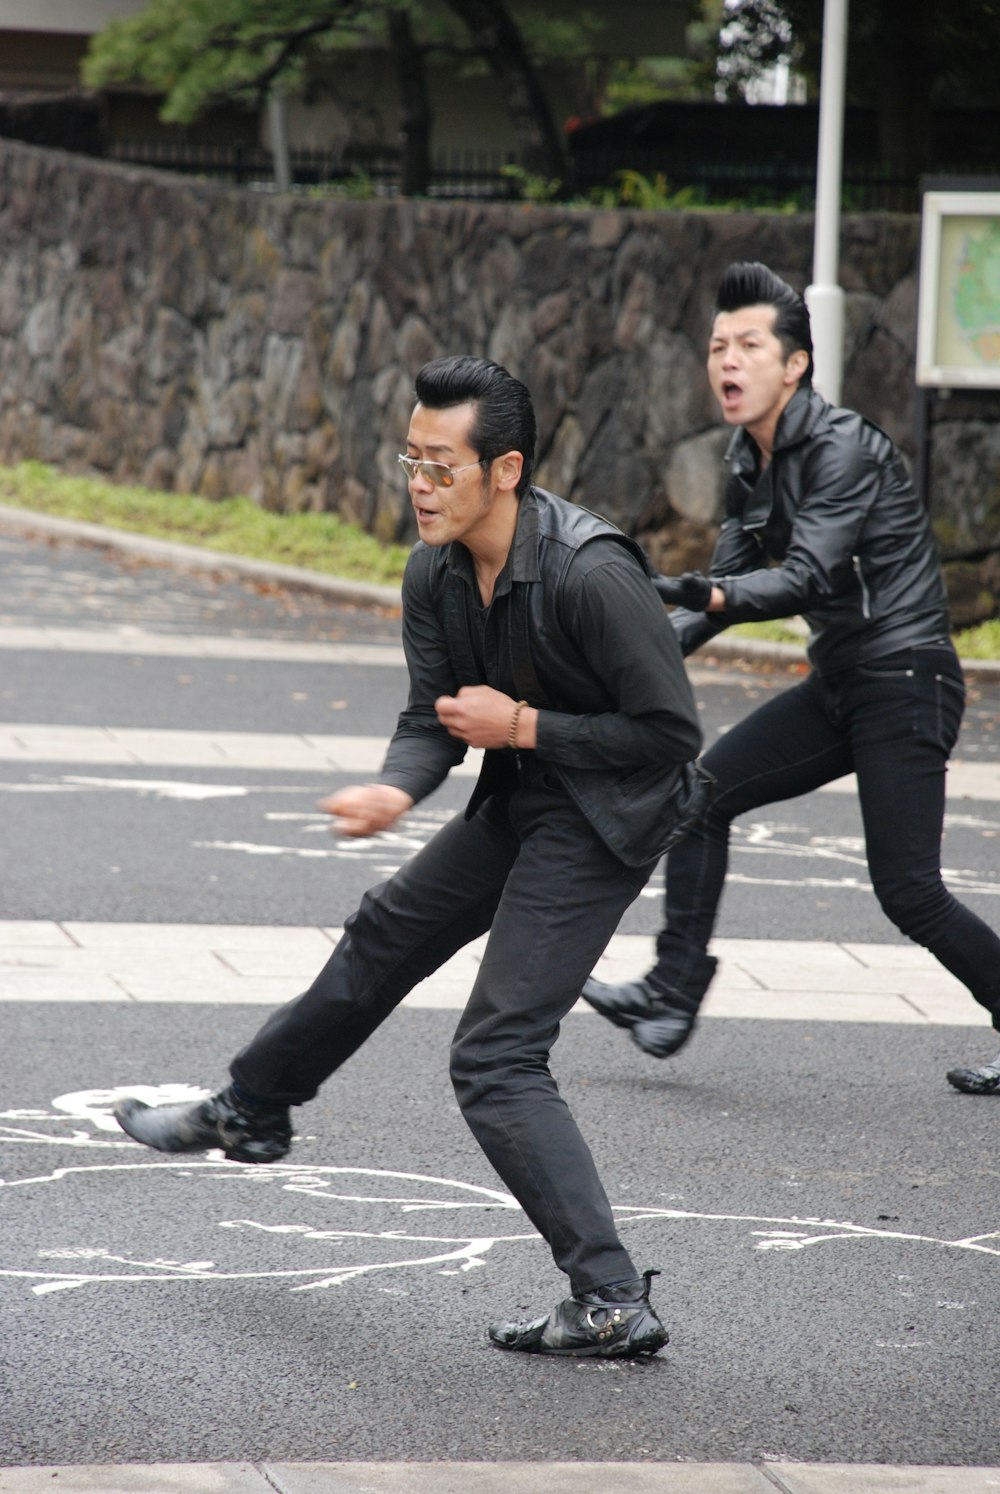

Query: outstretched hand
319;784;415;838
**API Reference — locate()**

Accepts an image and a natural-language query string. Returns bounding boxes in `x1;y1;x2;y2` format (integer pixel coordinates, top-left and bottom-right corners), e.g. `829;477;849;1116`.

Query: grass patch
733;617;998;661
729;620;807;646
0;461;410;587
951;619;1000;660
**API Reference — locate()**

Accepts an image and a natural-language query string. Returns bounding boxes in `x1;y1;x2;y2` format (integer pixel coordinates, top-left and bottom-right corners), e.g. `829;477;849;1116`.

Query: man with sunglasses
112;354;704;1358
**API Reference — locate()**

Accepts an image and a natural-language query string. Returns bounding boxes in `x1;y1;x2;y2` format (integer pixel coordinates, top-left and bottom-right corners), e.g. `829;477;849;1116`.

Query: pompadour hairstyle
715;261;814;386
414;355;537;496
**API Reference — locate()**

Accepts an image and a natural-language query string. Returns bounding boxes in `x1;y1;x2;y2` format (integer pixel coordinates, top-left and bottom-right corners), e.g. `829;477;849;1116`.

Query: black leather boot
581;954;717;1058
113;1085;292;1164
946;1052;1000;1095
488;1269;668;1358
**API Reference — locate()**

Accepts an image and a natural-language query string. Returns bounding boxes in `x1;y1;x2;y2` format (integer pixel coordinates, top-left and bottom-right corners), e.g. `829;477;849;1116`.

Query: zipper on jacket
852;555;871;619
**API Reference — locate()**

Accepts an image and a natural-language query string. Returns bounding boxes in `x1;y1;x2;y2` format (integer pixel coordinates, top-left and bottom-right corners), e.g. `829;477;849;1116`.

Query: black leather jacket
381;486;703;866
671;387;952;674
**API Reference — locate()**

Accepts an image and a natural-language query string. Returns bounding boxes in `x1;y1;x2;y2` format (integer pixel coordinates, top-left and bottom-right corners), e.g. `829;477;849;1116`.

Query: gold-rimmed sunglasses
397;454;484;488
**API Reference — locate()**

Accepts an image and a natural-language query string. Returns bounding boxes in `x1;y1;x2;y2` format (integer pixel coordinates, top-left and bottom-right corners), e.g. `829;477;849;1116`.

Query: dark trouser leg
230;796;518;1104
654;672;852;994
118;810;510;1164
849;647;1000;1030
450;777;656;1294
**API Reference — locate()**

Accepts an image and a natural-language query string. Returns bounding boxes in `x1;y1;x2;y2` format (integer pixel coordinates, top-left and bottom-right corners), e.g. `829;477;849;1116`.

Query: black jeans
655;644;1000;1029
231;763;656;1294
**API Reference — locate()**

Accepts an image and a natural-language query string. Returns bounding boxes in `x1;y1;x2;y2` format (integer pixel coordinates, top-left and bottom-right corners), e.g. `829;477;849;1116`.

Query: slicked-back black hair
414;355;537;496
716;262;814;386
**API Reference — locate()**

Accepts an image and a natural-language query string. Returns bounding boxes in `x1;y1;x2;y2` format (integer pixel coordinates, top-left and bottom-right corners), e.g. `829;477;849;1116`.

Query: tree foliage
83;0;575;182
714;0;1000;102
712;0;1000;171
83;0;382;123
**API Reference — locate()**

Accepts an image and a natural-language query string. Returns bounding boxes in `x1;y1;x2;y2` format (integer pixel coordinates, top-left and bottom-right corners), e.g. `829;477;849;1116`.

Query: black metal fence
569;148;922;212
104;136;936;211
106;139;523;198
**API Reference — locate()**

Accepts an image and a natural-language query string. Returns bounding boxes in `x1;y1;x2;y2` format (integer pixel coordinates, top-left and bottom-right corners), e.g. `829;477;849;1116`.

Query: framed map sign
916;189;1000;388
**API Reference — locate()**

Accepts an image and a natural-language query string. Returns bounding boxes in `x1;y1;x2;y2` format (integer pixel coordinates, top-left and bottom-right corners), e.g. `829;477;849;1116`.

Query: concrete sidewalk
2;1460;1000;1492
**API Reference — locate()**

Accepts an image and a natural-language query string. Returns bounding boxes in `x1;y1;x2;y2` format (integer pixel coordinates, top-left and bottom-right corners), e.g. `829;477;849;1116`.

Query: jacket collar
723;387;830;532
507;487;542;582
444;487;542;587
725;385;828;472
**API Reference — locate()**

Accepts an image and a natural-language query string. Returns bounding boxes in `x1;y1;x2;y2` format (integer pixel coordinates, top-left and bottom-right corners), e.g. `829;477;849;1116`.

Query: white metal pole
805;0;849;402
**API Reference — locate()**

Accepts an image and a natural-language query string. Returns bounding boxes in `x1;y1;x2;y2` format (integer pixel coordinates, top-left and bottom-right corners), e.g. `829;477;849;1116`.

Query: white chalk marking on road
264;811;327;820
719;822;1000;896
193;820;457;861
3;771;998;903
0;776;330;801
63;776;255;801
944;812;1000;830
192;840;343;859
0;1135;996;1299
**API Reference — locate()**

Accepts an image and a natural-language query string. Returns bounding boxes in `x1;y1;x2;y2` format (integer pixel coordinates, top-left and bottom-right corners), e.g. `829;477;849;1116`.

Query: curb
0;504;402;611
0;1463;998;1493
2;503;998;680
699;630;1000;681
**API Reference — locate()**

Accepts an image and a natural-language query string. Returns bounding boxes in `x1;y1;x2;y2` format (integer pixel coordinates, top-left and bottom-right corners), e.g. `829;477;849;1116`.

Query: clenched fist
652;571;715;611
436;685;537;750
319;783;415;838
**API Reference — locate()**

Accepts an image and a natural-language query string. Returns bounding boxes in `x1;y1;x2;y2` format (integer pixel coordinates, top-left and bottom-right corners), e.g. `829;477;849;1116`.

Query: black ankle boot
581;955;717;1058
489;1269;668;1358
946;1052;1000;1095
113;1085;292;1164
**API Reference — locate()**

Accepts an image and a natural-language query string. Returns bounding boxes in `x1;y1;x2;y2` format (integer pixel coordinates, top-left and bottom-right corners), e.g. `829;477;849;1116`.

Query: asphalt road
2;534;998;939
4;1004;999;1468
1;531;998;1470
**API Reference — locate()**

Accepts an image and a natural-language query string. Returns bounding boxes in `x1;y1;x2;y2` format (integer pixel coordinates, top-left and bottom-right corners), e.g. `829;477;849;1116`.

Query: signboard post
916;187;1000;390
913;180;1000;506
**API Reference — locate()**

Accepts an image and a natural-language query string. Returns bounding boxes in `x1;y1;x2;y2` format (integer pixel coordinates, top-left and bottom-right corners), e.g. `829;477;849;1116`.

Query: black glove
652;571;714;610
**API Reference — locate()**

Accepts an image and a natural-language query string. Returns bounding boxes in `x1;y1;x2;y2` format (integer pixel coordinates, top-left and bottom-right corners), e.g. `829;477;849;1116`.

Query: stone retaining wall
0;140;996;610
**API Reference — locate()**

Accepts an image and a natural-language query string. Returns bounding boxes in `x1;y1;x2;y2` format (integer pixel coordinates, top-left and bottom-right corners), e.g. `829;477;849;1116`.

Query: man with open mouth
583;261;1000;1093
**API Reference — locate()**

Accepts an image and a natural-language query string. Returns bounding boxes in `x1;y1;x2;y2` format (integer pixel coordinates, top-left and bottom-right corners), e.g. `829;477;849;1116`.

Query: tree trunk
872;0;933;198
387;7;432;197
442;0;568;183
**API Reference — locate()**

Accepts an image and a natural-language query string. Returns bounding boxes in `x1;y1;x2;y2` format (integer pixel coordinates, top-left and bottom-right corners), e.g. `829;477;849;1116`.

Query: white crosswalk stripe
1;720;998;799
0;723;481;774
0;920;990;1025
0;623;407;665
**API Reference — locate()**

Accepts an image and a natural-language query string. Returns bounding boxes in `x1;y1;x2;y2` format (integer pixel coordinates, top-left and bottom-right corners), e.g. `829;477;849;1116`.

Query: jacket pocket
559;758;715;867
